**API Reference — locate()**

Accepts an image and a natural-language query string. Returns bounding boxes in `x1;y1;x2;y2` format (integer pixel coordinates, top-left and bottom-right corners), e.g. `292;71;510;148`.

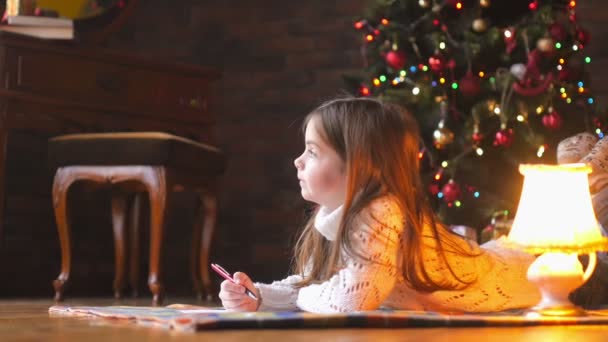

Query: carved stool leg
52;167;77;301
128;193;142;298
142;167;167;305
199;192;217;301
111;193;128;299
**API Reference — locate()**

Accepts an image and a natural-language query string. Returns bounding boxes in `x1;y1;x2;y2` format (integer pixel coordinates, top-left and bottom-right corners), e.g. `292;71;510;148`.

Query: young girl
219;97;540;313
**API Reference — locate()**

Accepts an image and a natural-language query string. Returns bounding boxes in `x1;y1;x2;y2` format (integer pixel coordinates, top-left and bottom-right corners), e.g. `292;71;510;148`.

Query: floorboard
1;298;608;341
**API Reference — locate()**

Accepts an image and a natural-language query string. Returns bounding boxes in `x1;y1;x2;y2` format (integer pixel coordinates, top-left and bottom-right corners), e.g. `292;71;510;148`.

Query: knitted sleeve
254;274;304;311
296;197;404;313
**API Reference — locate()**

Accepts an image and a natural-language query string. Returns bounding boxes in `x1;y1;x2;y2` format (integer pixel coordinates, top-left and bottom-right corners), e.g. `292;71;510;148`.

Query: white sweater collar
314;205;343;241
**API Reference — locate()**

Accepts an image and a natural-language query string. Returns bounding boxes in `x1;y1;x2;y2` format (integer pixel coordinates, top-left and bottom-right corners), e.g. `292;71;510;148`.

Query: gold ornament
472;18;487;33
480;0;490;8
419;0;431;8
536;37;555;53
433;121;455;149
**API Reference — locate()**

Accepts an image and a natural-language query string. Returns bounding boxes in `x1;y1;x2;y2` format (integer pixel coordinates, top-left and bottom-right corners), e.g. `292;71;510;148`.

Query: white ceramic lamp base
526;252;596;316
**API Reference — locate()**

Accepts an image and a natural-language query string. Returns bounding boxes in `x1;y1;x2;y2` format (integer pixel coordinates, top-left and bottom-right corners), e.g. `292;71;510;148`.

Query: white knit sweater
254;196;541;313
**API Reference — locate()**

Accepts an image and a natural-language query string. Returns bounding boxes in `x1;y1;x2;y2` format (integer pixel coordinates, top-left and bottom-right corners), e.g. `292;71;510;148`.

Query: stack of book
0;15;73;40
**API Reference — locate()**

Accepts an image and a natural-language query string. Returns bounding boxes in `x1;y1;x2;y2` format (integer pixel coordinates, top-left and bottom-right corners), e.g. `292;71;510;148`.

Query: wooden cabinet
4;47;213;123
0;32;221;243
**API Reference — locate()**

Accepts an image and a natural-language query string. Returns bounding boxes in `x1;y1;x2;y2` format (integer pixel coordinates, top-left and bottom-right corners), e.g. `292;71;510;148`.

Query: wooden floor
2;298;608;341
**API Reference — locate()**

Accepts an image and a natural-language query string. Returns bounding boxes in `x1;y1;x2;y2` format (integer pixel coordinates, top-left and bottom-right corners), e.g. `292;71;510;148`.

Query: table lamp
507;163;608;316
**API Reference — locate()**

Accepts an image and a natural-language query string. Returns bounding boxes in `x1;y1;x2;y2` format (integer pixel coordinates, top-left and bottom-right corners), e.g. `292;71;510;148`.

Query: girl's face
294;116;346;211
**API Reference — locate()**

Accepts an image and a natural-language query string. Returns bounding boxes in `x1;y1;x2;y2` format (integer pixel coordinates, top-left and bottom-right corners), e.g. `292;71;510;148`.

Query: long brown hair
292;96;477;291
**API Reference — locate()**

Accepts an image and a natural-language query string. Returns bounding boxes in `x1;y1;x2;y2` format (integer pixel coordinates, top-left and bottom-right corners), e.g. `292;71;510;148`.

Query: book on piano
7;15;73;27
0;15;73;39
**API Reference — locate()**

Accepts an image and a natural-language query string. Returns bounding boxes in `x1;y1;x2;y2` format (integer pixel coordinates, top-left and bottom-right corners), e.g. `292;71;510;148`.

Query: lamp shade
507;163;608;254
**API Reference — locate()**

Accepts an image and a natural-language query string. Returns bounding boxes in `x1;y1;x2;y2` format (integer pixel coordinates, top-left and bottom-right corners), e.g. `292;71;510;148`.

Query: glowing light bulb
537;145;545;158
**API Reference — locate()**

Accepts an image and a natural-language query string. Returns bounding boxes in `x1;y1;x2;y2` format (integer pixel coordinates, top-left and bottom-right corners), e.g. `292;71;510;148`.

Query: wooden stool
48;132;225;304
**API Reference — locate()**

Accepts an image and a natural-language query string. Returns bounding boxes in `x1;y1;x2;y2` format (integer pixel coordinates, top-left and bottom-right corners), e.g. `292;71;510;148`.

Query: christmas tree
346;0;605;231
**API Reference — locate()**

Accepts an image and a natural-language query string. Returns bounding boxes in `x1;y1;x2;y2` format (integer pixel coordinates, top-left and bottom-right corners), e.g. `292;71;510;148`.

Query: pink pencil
211;263;258;300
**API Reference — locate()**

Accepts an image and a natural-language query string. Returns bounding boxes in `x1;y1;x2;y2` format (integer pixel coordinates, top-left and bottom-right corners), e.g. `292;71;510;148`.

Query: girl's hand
218;271;260;312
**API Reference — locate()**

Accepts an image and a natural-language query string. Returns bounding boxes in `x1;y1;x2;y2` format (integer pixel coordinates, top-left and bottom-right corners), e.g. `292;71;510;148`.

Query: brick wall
1;0;608;299
107;0;368;288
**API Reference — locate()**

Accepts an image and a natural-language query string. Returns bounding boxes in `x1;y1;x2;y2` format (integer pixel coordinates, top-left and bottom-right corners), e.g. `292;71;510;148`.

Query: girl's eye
307;148;316;157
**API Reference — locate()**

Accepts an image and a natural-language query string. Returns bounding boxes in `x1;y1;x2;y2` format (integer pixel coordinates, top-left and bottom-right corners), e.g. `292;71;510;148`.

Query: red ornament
512;49;554;97
527;49;543;69
576;28;590;45
359;85;370;96
549;23;568;41
593;117;602;128
441;180;461;202
429;183;440;196
459;72;481;97
494;128;514;147
542;110;562;130
385;50;407;70
428;55;444;73
446;58;456;70
472;132;484;144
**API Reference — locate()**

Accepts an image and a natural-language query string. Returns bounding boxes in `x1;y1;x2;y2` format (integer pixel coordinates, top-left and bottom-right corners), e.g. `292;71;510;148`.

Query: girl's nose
294;156;303;169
